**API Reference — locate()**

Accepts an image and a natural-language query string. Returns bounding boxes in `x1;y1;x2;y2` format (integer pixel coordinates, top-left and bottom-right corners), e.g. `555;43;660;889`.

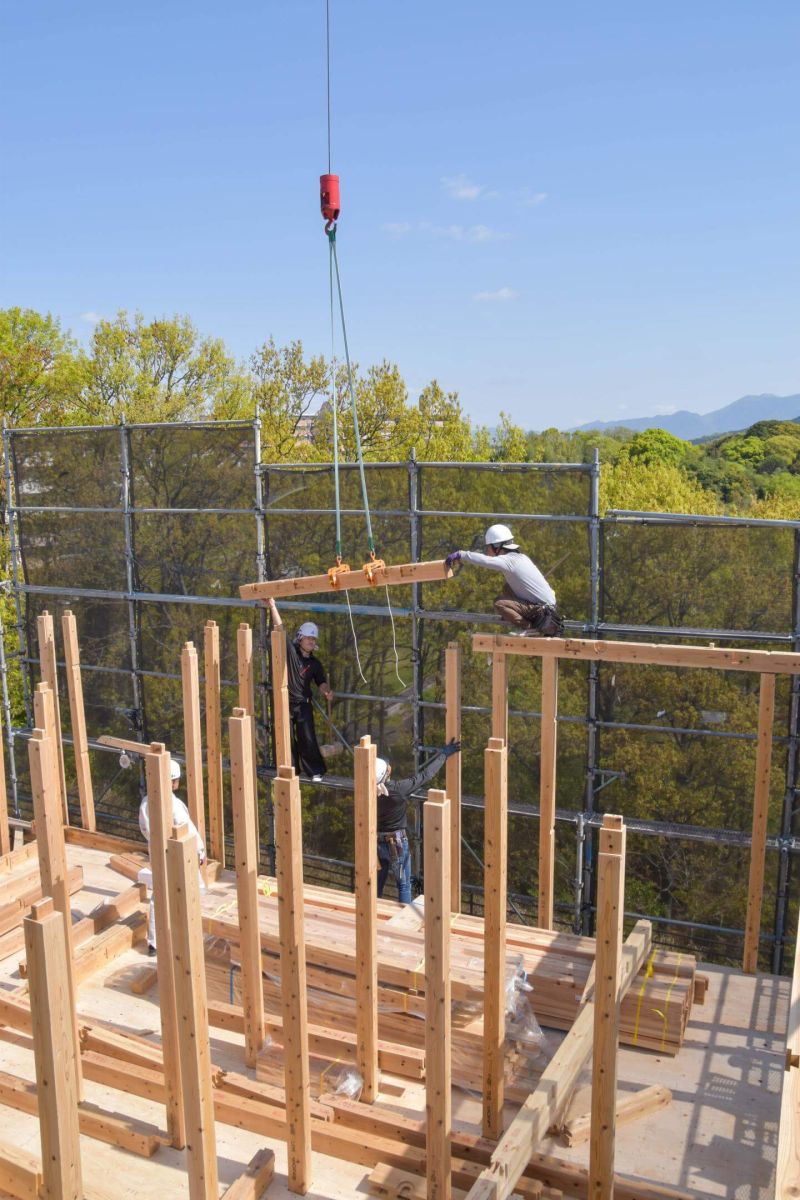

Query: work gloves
445;551;462;569
443;739;461;758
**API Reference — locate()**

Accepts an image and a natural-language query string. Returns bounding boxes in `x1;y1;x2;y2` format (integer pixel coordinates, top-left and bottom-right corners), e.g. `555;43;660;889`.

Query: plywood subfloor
0;842;788;1198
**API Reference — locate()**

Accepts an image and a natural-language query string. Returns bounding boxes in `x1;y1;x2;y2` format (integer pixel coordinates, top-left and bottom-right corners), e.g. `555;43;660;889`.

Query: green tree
620;427;693;468
489;412;528;462
0;306;84;426
77;311;247;423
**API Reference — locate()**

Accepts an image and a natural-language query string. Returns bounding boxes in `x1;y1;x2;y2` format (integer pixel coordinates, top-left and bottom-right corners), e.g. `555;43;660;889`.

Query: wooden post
538;656;559;930
24;899;83;1199
36;612;68;823
743;672;776;974
589;814;627;1200
229;707;266;1067
425;788;452;1200
491;652;508;743
445;642;462;911
27;723;82;1099
273;765;312;1193
166;823;219;1200
144;743;186;1148
238;623;261;851
483;737;507;1140
61;610;96;831
204;620;225;866
354;734;379;1103
271;627;292;768
777;910;800;1198
181;641;207;852
0;722;9;858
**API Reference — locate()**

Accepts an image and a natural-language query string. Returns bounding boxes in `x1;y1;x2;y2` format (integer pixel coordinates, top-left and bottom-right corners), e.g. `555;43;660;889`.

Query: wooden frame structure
474;633;800;973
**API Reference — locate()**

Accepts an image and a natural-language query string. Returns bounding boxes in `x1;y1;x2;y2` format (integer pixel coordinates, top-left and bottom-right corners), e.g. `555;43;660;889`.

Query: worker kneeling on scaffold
373;741;460;904
138;757;206;954
266;596;334;782
446;523;564;638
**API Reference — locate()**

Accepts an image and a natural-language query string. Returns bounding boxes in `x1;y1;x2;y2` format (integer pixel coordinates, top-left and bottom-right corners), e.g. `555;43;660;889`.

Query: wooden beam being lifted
240;558;452;601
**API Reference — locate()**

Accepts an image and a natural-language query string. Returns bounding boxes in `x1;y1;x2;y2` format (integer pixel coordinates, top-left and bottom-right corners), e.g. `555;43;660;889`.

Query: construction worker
373;740;460;903
138;757;206;954
446;523;564;637
266;596;333;781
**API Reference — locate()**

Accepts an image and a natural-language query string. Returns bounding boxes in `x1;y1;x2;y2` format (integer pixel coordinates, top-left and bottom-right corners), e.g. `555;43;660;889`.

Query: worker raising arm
266;596;333;782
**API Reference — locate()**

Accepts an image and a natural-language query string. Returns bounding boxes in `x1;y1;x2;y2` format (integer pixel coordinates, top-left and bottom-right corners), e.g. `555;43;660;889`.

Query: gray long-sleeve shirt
460;549;556;608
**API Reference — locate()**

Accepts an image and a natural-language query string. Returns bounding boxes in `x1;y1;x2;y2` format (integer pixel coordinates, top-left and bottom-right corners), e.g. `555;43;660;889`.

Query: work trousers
291;699;327;778
377;829;412;904
494;585;564;637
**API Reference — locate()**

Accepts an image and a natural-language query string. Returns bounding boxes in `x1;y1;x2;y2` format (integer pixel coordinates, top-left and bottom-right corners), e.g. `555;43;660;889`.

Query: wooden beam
425;788;452;1200
777;907;800;1199
223;1148;276;1200
743;672;776;974
0;717;9;859
354;734;379;1103
0;1139;42;1200
144;742;186;1149
538;657;558;931
204;620;225;866
230;707;266;1067
237;623;261;851
463;920;653;1200
483;738;507;1141
561;1084;672;1147
472;633;800;675
27;725;82;1099
61;610;95;830
96;734;151;755
181;641;207;852
36;612;68;822
166;823;219;1200
240;558;453;601
63;825;145;855
273;765;313;1193
445;642;462;911
24;900;83;1199
491;652;508;743
270;627;292;769
589;815;627;1200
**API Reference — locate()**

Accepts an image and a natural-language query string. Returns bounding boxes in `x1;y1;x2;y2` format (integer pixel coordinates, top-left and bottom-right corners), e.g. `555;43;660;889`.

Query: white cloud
384;221;510;242
468;224;508;242
382;222;412;238
441;173;484;201
519;189;548;207
473;287;520;303
80;310;103;324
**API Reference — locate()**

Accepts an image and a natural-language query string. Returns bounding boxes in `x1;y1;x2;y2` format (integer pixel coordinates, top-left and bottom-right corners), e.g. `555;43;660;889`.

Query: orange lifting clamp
327;558;351;588
362;554;386;585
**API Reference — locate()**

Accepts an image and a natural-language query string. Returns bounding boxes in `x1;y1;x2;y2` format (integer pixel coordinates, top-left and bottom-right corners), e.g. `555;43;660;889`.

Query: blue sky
2;1;798;428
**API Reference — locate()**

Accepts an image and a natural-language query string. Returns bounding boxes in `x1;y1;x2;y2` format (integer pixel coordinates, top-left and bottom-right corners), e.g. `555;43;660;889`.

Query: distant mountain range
571;394;800;440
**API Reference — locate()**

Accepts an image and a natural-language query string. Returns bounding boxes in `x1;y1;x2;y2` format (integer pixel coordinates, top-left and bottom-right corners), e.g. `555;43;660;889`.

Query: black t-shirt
377;750;447;833
285;633;327;706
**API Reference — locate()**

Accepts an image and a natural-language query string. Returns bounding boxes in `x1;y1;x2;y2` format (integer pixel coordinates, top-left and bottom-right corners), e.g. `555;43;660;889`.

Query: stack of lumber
0;841;84;962
190;869;697;1058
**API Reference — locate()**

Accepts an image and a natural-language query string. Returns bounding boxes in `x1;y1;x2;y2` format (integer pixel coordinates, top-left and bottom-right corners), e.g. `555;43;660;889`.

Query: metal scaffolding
3;420;800;971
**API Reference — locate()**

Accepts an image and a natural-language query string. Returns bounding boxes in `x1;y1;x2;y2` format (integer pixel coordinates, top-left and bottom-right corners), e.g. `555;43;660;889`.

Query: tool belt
378;829;407;884
524;602;565;638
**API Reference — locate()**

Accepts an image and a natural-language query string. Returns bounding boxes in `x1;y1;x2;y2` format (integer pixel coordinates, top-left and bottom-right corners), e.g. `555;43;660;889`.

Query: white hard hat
169;758;181;782
296;621;319;640
485;523;519;550
375;757;390;786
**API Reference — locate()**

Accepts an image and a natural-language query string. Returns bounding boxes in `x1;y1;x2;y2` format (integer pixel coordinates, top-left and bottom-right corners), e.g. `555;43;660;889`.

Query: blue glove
443;739;461;758
445;551;461;569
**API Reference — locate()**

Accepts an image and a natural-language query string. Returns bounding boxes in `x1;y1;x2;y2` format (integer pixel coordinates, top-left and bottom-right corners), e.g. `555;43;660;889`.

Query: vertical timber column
36;612;68;823
145;743;186;1148
273;766;312;1194
230;707;266;1067
483;737;507;1140
0;714;9;857
589;813;627;1200
539;656;559;930
354;735;379;1102
24;899;83;1200
238;623;261;852
445;642;462;911
271;627;292;768
27;724;82;1099
166;824;219;1200
425;788;452;1200
743;672;777;974
181;642;207;852
491;651;508;743
61;610;95;831
204;620;225;867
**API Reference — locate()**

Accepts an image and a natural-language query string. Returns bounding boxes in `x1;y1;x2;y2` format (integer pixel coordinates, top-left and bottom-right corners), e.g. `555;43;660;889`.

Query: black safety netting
6;424;800;968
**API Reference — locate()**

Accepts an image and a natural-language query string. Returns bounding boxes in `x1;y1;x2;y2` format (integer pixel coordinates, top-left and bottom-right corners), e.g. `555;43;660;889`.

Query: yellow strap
631;949;656;1046
213;899;236;917
318;1057;342;1092
658;952;683;1051
258;878;273;898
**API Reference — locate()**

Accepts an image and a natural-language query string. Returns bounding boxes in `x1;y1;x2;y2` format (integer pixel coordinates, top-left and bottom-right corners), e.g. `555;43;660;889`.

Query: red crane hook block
320;173;340;231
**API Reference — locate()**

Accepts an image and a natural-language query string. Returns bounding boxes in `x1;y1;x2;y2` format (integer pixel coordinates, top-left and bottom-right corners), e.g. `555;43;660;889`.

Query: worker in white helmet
138;757;206;954
446;524;564;637
266;596;333;781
